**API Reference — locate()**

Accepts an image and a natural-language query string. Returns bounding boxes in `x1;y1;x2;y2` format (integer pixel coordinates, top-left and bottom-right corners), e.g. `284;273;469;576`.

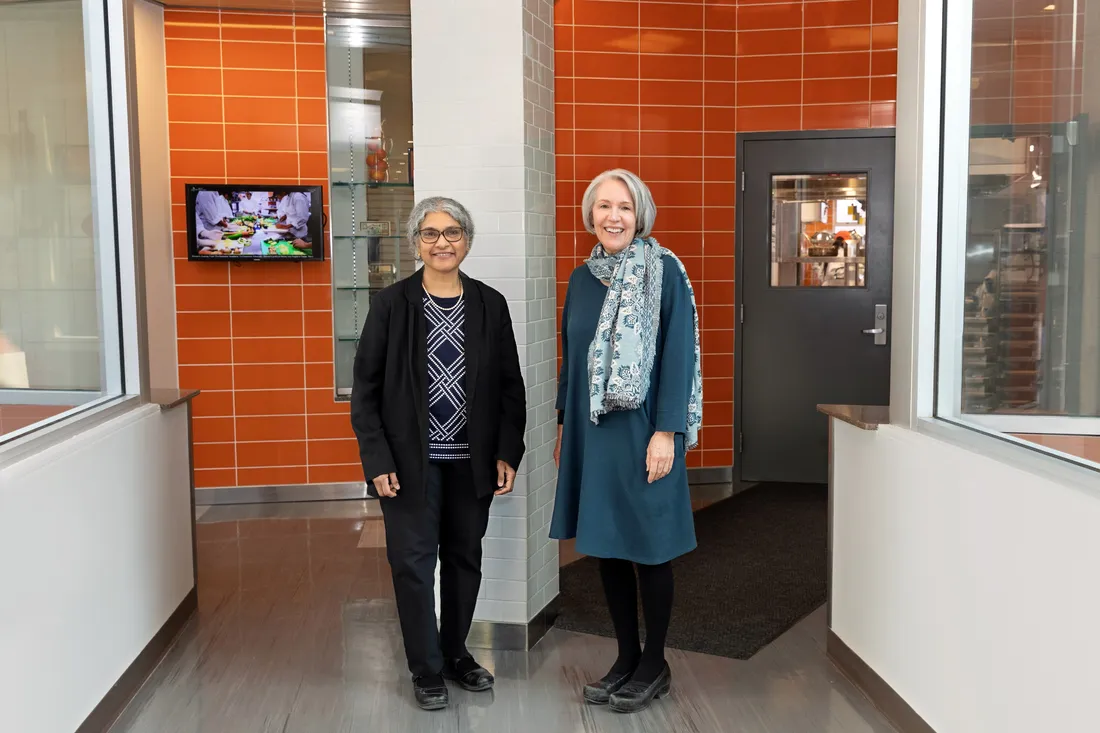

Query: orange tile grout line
216;10;240;485
166;21;316;30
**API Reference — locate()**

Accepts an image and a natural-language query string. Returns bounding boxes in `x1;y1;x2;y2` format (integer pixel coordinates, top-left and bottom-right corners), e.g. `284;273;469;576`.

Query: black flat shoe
582;668;634;705
442;656;495;692
609;663;672;713
413;674;449;710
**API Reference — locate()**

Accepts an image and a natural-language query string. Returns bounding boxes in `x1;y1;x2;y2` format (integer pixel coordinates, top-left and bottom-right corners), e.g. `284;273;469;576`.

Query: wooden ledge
817;404;889;431
150;389;200;411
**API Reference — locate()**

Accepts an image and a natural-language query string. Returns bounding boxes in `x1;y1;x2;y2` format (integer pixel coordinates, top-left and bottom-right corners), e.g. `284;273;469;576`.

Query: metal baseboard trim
196;482;371;505
77;587;197;733
688;465;733;484
467;596;560;651
198;469;733;506
827;630;937;733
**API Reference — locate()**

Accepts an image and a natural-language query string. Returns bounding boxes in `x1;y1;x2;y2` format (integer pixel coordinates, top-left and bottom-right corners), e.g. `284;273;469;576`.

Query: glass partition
0;0;126;442
938;0;1100;464
325;12;415;398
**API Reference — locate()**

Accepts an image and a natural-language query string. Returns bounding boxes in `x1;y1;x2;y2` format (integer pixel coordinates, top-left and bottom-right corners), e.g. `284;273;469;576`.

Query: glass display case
325;14;415;398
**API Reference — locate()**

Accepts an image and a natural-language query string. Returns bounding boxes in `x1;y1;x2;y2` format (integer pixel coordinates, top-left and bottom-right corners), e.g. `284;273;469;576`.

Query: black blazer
350;269;526;500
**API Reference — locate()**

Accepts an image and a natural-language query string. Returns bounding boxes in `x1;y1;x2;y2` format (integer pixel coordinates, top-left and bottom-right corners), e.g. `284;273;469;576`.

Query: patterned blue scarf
585;237;703;449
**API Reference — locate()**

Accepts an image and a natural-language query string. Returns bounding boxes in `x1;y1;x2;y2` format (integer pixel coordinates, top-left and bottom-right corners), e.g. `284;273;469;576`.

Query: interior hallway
109;495;896;733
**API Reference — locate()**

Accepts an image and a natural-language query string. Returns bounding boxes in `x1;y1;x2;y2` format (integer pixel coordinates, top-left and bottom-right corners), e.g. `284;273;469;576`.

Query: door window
770;173;868;288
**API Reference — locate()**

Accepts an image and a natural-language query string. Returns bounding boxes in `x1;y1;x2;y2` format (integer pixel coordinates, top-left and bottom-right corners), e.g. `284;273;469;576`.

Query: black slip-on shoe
413;674;449;710
442;656;495;692
582;668;635;705
608;663;672;714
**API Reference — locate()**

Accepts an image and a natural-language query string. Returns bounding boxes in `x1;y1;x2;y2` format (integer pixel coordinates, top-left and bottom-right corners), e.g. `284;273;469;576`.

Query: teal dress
550;257;698;565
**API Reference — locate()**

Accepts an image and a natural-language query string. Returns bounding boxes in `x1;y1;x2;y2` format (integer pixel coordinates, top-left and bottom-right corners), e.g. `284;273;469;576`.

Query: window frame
929;0;1100;471
933;0;973;423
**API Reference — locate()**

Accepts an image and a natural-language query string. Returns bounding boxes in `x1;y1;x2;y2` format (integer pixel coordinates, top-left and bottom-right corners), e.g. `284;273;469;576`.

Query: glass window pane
938;0;1100;466
0;0;119;441
956;3;1085;418
770;174;868;288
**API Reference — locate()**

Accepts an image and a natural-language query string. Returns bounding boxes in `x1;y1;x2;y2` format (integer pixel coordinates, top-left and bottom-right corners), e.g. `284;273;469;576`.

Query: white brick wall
520;0;559;623
411;0;557;626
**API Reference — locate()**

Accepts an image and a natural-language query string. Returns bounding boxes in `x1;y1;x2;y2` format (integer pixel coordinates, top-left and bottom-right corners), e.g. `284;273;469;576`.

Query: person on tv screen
216;191;233;220
253;191;272;216
275;190;311;243
238;191;261;216
194;190;228;244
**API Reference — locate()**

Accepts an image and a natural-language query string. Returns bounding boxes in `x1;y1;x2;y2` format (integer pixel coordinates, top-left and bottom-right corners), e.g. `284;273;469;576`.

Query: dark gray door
737;134;895;484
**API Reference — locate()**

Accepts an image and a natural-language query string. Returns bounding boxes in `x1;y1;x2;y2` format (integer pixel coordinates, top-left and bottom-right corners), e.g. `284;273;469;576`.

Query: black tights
598;558;674;685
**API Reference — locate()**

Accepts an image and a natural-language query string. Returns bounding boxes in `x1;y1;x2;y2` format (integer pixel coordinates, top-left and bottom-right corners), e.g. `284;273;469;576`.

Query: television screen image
185;184;324;261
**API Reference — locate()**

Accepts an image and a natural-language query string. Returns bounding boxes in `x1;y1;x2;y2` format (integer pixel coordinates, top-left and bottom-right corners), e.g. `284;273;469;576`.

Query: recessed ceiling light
1044;4;1055;9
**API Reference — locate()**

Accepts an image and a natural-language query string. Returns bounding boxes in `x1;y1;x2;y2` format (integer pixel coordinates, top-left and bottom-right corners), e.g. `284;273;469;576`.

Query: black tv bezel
184;183;325;262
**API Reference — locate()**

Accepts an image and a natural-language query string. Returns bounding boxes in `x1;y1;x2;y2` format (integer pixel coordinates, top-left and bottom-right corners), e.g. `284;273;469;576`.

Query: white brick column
411;0;558;627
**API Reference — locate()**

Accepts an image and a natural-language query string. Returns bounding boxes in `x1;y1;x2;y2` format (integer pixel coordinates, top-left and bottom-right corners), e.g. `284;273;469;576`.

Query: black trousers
379;460;493;678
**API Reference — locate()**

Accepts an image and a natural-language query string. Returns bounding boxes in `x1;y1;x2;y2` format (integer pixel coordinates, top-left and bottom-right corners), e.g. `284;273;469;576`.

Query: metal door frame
733;128;897;482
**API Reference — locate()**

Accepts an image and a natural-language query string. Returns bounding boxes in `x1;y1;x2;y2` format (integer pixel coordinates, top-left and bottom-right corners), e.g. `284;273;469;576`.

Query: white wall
0;405;194;733
133;0;176;390
831;419;1100;732
411;0;558;625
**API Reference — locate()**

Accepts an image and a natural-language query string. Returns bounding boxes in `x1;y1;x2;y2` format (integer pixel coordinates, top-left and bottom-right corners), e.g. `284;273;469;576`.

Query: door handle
865;304;888;346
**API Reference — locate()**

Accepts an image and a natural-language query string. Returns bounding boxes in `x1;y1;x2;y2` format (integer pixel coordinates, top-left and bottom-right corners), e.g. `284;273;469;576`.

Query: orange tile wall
165;11;360;489
554;0;899;468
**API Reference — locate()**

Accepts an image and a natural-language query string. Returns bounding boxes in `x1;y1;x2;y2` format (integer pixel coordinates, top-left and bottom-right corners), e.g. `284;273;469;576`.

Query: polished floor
109;495;896;733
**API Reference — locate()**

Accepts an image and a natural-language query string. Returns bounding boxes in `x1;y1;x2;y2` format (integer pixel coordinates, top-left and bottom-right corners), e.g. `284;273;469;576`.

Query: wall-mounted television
185;183;324;261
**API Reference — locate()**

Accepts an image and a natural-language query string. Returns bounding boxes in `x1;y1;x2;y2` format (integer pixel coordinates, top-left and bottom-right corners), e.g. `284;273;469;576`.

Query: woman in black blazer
350;196;526;711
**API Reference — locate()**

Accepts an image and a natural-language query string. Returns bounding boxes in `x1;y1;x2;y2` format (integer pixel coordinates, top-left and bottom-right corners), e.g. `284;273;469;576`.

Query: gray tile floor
110;496;896;733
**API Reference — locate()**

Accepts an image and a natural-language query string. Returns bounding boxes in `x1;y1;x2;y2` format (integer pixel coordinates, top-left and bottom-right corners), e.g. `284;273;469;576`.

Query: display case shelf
332;234;404;239
331;181;415;189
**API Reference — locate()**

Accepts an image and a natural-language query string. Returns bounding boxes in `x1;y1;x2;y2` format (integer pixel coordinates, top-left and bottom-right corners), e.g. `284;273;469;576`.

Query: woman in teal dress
551;169;703;714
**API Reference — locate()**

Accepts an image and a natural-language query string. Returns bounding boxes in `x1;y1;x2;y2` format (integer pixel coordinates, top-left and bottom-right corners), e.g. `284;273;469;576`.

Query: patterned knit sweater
424;291;469;461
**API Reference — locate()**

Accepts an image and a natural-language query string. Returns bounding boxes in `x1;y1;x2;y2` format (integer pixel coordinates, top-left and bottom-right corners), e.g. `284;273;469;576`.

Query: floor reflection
110;494;896;733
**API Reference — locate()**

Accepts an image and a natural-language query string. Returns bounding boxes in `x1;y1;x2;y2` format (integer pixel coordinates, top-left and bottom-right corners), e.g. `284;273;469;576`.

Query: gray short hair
581;169;657;239
406;196;475;258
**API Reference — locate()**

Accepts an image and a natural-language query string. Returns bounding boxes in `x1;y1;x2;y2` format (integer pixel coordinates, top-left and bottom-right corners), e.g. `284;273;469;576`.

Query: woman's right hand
372;472;400;497
554;425;563;468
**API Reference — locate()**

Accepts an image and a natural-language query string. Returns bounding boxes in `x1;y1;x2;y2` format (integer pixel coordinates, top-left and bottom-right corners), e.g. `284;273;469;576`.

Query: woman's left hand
495;460;517;495
646;431;675;483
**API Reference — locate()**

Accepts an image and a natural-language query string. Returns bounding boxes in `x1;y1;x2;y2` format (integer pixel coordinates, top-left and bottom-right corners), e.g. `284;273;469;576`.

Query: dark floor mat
553;483;828;660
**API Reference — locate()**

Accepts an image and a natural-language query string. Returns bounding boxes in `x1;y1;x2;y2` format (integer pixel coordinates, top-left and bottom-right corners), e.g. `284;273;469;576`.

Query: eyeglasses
418;227;465;244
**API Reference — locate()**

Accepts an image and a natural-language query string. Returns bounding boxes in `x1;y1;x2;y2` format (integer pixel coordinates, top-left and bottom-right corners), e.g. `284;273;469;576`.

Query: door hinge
740;304;744;325
741;170;745;191
739;432;743;453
